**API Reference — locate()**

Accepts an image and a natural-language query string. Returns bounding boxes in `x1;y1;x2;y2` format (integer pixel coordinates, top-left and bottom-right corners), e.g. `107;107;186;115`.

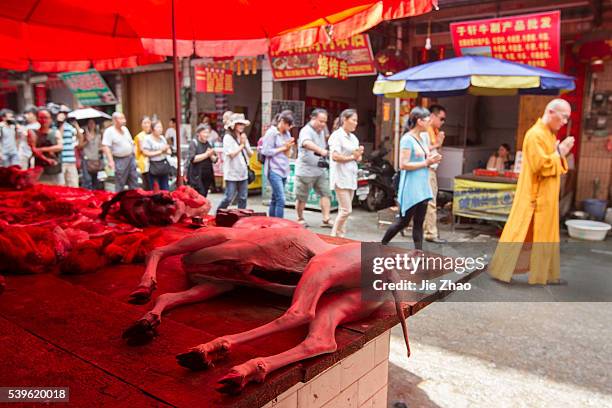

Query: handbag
241;149;256;184
149;158;172;177
43;159;62;175
86;159;103;174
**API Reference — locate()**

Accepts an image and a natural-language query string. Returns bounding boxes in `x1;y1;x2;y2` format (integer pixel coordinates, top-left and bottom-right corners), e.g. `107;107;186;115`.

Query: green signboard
59;69;117;106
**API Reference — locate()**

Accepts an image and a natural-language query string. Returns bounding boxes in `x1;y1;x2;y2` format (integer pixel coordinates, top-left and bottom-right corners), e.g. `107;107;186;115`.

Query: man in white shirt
295;109;332;227
102;112;139;192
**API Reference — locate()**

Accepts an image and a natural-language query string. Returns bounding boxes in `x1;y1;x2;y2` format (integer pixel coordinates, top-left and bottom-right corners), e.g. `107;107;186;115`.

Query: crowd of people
0;102;452;244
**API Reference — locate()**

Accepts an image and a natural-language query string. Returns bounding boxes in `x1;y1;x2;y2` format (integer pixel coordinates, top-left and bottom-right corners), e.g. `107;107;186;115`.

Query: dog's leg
123;282;233;346
176;255;344;370
129;228;233;304
216;289;382;394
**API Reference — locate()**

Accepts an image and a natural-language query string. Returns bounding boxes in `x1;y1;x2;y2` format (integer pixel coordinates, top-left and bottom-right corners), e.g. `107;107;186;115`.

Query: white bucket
565;220;611;241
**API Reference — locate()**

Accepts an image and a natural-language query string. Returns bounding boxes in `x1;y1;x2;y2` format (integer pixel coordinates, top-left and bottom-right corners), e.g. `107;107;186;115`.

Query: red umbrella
1;0;437;184
0;6;161;71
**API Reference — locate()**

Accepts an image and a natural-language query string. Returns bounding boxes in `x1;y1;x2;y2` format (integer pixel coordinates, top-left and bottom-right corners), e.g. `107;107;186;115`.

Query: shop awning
373;55;575;98
0;0;437;67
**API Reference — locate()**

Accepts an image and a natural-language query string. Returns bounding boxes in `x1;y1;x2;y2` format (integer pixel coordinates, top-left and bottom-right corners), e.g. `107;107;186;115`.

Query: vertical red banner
34;84;47;106
450;11;561;72
195;66;234;94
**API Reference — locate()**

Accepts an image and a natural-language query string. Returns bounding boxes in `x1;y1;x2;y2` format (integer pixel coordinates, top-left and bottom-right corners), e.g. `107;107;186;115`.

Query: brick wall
576;59;612;205
262;330;391;408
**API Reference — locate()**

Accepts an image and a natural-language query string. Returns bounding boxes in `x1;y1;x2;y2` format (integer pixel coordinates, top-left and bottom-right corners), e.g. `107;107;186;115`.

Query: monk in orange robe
489;99;575;285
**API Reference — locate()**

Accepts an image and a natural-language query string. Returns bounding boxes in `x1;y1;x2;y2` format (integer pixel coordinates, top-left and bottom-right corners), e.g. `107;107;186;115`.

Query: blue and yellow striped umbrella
373;55;575;98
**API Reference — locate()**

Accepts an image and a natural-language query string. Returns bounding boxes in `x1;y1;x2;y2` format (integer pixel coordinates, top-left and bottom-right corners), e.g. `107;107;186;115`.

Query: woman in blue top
382;107;442;249
261;110;295;218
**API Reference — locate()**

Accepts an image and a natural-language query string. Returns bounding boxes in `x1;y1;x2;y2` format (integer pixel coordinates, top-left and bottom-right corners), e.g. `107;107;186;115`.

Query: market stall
373;55;575;224
453;172;518;223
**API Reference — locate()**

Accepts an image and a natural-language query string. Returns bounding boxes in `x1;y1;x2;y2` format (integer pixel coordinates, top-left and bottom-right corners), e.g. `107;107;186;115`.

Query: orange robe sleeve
525;132;568;178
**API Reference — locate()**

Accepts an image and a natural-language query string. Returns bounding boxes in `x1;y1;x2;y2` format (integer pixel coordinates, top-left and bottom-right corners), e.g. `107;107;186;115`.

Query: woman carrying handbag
186;124;218;197
142;120;172;191
381;107;442;249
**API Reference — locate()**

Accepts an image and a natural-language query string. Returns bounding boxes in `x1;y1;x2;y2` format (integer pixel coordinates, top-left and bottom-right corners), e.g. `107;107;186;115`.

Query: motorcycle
355;167;373;204
359;145;396;212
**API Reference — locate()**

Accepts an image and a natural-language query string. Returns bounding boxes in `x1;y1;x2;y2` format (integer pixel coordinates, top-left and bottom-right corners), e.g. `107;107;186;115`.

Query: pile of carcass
0;168;211;283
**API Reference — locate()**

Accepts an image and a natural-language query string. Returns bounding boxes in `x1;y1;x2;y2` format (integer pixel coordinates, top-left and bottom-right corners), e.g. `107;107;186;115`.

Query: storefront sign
450;11;560;71
195;67;234;94
270;34;376;81
453;178;517;221
317;55;349;80
59;70;117;106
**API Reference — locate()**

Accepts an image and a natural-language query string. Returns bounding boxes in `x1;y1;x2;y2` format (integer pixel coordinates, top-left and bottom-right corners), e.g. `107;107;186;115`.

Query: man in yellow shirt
489;99;574;285
425;104;446;243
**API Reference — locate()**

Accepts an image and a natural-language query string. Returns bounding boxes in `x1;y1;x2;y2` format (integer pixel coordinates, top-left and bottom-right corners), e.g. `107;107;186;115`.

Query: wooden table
0;228;482;407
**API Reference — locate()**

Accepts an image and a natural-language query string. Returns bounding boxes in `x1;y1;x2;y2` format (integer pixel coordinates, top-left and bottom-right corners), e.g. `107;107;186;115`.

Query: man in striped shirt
57;106;79;187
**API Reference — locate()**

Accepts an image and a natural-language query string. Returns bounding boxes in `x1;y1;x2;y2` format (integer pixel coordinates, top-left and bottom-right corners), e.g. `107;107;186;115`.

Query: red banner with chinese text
450;11;560;72
269;34;376;81
317;55;349;80
195;67;234;94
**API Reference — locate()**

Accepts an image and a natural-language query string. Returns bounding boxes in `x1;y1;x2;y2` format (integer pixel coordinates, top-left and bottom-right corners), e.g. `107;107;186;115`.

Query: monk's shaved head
543;98;571;132
545;98;571;113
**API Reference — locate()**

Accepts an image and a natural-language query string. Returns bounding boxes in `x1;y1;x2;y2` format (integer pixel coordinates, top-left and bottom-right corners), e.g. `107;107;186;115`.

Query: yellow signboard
453;178;516;221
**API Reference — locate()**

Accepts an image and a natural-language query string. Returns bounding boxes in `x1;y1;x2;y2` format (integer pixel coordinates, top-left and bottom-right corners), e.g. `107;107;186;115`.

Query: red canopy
0;15;163;72
1;0;436;184
0;0;436;67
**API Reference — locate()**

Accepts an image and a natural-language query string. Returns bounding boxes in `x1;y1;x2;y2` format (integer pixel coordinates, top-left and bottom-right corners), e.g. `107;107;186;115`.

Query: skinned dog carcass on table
123;216;412;395
100;186;211;227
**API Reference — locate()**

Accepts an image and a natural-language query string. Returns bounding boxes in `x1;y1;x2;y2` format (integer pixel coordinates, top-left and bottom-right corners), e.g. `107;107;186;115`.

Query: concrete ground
206;193;612;408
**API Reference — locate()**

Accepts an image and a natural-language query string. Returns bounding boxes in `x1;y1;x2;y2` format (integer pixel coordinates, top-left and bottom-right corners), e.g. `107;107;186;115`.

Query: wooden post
172;0;183;186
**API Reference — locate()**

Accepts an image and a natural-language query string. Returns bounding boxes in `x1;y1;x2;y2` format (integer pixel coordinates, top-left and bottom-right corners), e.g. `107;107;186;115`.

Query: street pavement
206;192;612;407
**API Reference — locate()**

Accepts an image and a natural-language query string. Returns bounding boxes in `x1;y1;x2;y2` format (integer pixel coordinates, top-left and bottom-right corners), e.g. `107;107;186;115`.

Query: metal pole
394;97;400;169
393;24;403;169
463;98;468;148
463;98;468;174
172;0;183;186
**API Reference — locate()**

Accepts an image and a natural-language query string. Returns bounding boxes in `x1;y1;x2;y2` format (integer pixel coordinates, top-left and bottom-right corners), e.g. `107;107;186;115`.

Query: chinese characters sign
59;70;117;106
269;34;376;81
317;55;348;80
450;11;560;71
195;67;234;94
452;178;517;221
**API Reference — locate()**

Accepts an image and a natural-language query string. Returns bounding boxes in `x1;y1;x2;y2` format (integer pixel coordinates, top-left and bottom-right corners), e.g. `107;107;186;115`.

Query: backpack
256;136;266;164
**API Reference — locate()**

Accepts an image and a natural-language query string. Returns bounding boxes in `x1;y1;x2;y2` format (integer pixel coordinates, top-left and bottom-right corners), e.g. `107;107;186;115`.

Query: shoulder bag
241;148;256;184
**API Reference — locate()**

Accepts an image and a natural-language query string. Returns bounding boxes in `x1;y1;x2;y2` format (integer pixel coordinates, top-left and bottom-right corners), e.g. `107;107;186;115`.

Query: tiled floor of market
206;192;612;407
